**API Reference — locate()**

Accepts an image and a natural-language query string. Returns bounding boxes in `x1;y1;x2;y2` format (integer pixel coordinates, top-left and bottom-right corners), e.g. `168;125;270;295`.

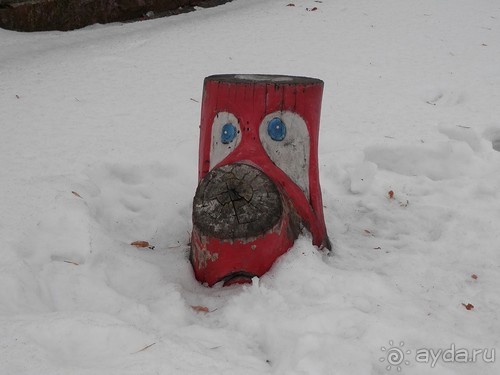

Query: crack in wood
193;163;282;239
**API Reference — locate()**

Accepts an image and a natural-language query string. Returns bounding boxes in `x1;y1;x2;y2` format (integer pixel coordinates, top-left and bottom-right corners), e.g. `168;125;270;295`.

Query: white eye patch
209;112;241;170
259;111;310;198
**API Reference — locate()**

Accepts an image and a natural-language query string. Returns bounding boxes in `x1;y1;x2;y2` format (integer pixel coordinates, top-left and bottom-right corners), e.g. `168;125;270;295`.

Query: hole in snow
492;138;500;152
482;128;500;152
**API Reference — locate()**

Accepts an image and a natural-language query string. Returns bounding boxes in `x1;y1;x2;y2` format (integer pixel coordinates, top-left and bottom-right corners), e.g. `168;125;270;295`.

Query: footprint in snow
420;87;466;106
438;124;485;153
82;162;192;246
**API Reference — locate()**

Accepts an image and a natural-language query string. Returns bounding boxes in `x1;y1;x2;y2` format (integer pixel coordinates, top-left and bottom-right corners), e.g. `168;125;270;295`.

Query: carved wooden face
191;75;330;286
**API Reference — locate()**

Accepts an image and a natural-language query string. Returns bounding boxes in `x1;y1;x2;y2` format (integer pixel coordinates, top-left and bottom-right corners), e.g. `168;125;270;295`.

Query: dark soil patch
0;0;233;32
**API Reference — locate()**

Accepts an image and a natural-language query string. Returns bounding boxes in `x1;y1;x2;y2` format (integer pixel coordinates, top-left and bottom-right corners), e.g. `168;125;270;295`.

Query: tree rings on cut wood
193;163;282;239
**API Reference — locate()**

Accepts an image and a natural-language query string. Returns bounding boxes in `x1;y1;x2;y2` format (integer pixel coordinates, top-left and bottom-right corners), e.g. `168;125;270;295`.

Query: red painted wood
191;197;297;286
192;74;330;286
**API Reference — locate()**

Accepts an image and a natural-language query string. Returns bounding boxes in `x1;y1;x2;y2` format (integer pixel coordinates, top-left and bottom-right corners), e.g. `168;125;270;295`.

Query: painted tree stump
191;74;331;286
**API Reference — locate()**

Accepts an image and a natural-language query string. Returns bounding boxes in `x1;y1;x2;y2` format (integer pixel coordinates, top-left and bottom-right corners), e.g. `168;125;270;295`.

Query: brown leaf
191;305;210;313
462;303;474;310
131;241;150;248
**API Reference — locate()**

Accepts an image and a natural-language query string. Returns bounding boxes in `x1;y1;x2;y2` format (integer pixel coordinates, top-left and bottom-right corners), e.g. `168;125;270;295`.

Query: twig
132;342;156;354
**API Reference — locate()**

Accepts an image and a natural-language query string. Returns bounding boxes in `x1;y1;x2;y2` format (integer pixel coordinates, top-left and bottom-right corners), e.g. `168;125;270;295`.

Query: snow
1;0;500;374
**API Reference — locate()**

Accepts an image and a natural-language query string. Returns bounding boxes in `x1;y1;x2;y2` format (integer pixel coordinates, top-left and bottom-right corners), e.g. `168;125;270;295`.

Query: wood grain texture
193;163;282;239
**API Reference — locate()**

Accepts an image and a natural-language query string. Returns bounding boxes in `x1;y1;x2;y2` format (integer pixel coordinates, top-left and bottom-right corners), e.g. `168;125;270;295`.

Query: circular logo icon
379;340;411;371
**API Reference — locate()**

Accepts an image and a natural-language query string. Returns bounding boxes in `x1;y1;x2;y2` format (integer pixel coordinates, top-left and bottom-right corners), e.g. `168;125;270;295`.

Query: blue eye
267;117;287;141
221;123;237;144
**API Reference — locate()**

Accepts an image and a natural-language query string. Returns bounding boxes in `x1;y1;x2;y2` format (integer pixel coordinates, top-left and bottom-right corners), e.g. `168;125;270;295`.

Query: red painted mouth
220;271;256;286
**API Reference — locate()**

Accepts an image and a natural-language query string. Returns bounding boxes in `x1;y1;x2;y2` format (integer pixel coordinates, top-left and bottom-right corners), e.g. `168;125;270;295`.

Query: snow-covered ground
1;0;500;374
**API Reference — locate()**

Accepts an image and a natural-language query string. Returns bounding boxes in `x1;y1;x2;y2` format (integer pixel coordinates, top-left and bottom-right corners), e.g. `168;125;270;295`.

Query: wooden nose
192;163;283;239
